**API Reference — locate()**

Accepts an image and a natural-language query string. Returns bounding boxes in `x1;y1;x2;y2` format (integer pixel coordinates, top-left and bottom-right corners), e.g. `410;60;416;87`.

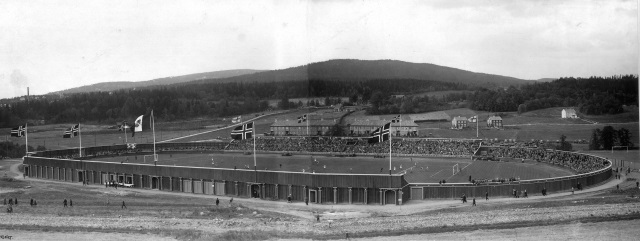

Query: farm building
451;116;468;129
347;119;418;137
487;116;503;128
561;108;578;118
270;119;338;136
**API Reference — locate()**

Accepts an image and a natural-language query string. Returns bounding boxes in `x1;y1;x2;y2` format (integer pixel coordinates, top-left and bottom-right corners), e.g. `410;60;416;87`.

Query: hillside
189;59;532;87
51;69;264;94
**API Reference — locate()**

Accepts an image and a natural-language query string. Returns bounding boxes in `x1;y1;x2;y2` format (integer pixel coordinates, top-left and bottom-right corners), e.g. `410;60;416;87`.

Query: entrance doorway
251;184;261;198
77;171;84;183
151;177;159;189
385;190;396;205
308;189;317;203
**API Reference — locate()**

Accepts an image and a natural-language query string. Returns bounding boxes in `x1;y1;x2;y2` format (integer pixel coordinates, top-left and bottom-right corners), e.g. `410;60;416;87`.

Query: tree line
0;75;635;128
0;142;46;158
0;78;463;128
589;126;633;150
471;75;637;114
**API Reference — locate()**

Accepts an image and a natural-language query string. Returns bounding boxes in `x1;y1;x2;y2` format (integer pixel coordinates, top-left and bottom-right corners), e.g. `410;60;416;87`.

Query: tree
589;129;600;150
517;104;527;115
328;123;345;136
617;128;633;147
557;134;572;151
599;126;616;150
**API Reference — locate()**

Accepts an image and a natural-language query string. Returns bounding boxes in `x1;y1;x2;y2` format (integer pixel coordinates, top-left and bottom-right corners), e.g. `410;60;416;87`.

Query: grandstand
23;137;612;204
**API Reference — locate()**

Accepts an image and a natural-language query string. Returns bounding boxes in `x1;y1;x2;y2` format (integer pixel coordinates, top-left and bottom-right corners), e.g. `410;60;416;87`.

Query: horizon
1;0;637;99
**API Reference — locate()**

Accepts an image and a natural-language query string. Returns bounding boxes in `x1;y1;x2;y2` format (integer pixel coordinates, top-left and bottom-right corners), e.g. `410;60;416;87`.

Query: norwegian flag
10;125;25;137
231;122;253;140
368;122;390;144
63;124;79;138
297;114;307;123
391;115;401;123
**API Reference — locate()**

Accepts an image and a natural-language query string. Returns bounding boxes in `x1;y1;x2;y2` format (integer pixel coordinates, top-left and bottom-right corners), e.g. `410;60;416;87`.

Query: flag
118;121;129;131
63;124;79;138
368;122;390;144
391;115;401;123
297;114;307;123
231;122;253;140
131;115;143;137
232;116;241;123
134;115;143;132
10;125;25;137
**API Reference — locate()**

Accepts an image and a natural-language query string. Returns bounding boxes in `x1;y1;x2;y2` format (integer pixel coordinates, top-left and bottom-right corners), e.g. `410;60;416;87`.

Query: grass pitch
90;152;574;183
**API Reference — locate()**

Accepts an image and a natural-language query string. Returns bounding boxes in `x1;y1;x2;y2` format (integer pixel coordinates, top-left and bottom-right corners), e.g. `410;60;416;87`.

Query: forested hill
188;59;531;88
51;69;264;95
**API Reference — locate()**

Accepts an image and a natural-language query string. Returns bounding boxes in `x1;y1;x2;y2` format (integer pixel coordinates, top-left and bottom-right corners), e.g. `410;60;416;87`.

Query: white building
561;108;577;119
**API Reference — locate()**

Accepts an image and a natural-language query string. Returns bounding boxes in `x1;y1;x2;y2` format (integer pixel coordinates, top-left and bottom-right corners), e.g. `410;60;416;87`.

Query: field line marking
430;169;443;177
461;163;472;170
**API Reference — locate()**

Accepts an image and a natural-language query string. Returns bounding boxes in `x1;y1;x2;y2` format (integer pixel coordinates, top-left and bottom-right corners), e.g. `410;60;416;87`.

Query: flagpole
389;122;392;176
476;115;479;138
152;110;156;162
253;121;256;168
399;115;402;137
124;122;128;143
79;123;82;157
25;123;28;156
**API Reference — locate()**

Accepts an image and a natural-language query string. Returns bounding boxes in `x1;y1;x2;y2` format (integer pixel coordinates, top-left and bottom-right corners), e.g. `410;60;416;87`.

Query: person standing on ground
121;201;126;209
70;199;73;207
524;190;528;198
485;191;489;201
472;198;476;206
63;199;67;207
216;198;219;206
230;198;233;204
305;197;309;205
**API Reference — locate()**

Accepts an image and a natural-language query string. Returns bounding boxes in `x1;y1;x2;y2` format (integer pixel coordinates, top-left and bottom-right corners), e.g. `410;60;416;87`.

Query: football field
90;152;574;183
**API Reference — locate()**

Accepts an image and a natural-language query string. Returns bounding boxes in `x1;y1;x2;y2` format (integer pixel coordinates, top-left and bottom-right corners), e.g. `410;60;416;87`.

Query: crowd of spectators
485;147;607;174
36;137;608;176
225;137;478;156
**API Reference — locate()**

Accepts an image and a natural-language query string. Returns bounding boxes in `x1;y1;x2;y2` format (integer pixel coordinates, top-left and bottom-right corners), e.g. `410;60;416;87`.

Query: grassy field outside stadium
89;153;574;183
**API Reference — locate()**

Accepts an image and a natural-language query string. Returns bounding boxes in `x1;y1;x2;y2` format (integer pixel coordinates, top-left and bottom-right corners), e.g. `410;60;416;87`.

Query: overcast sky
0;0;637;99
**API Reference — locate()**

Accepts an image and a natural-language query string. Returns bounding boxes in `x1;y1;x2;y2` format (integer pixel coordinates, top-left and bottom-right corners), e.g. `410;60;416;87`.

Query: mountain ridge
185;59;532;87
52;59;535;95
51;69;265;95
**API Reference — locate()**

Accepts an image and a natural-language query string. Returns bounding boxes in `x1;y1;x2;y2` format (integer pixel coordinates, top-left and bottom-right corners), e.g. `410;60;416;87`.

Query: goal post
452;163;460;175
611;146;629;153
143;154;159;163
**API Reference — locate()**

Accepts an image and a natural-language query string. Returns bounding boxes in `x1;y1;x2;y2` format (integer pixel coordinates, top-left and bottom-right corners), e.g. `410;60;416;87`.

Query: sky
0;0;637;99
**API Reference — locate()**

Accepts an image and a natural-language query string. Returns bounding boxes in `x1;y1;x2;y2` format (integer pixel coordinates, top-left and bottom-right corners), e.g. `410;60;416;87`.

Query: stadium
22;136;613;205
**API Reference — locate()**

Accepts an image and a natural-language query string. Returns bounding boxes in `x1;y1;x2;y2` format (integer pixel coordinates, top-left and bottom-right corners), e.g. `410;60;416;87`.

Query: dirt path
351;219;640;241
0;229;177;241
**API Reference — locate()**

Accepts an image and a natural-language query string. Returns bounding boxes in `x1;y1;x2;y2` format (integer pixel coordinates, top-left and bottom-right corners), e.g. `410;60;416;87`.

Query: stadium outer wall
23;143;408;205
22;143;612;204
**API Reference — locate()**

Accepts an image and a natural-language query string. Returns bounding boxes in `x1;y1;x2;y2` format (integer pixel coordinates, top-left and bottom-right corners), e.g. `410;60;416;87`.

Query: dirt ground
1;158;639;240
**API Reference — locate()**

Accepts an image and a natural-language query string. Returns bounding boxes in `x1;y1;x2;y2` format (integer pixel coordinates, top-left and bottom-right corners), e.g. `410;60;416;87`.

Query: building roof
348;119;419;127
487;116;503;121
270;118;338;127
563;108;576;115
452;116;468;122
